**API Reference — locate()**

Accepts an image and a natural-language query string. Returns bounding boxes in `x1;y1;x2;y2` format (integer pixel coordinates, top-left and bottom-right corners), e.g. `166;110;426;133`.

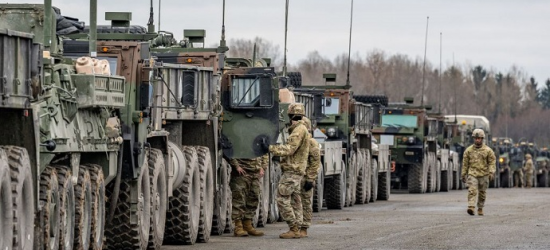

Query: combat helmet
302;116;312;132
520;141;526;146
525;153;532;159
288;103;306;116
504;139;510;144
472;129;485;138
528;142;534;147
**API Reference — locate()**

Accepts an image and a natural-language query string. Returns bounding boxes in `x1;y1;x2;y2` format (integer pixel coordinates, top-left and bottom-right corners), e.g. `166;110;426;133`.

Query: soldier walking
292;117;320;238
461;129;496;216
524;153;534;188
262;103;310;239
228;154;269;237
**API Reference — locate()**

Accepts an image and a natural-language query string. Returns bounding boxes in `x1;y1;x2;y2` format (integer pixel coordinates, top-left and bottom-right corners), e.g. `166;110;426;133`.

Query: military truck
427;113;452;192
494;137;514;188
293;74;392;210
372;98;440;194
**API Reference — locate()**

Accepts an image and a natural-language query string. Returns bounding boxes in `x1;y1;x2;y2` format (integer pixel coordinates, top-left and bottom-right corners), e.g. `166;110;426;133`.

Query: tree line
225;37;550;146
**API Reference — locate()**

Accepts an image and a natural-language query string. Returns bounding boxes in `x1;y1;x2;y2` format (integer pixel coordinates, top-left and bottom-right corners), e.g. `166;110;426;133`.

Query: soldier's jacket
229;154;269;177
462;144;496;178
524;159;534;174
305;135;321;182
269;120;310;175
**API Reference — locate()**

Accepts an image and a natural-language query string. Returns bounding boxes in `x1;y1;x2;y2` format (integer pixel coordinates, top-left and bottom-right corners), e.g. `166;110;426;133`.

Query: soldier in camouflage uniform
292;116;321;238
523;153;534;188
228;154;269;237
461;129;496;216
263;103;310;239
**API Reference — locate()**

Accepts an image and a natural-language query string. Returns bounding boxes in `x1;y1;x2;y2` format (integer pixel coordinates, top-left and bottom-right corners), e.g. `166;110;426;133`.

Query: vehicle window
232;77;260;107
381;115;418;128
324;98;340;115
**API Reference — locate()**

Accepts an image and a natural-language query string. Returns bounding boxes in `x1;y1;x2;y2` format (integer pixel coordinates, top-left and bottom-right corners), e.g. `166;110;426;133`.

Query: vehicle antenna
283;0;289;77
345;0;354;89
421;16;429;106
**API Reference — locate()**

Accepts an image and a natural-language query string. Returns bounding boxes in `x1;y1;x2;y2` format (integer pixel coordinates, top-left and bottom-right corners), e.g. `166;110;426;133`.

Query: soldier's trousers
276;172;303;228
467;175;489;208
525;171;533;187
513;169;524;187
230;174;261;220
291;178;314;228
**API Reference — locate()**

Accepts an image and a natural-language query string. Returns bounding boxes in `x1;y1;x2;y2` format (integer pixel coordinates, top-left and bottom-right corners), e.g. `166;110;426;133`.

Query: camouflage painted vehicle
372;98;439;194
0;1;141;249
494;137;514;187
427;113;453;192
294;74;392;210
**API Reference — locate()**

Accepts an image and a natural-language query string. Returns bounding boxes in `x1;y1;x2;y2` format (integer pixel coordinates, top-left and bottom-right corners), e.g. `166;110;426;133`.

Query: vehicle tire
354;150;366;205
105;155;151;249
39;167;60;250
0;150;14;250
363;149;372;204
55;167;75;250
194;147;213;243
370;159;379;202
287;72;302;88
500;168;511;188
164;146;200;244
346;151;357;207
257;163;270;228
408;163;425;194
538;170;548;188
84;164;106;250
211;158;229;235
353;95;389;106
426;154;436;193
441;170;451;192
74;167;92;250
146;149;168;248
1;146;34;250
325;167;346;209
435;159;441;192
377;169;391;201
267;160;281;223
452;165;459;190
312;164;324;212
224;188;234;234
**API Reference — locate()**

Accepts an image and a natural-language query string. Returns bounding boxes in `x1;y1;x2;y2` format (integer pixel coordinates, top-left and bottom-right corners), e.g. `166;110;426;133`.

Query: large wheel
435;159;441;192
440;169;452;192
346;152;357;207
362;150;372;204
85;164;105;250
312;164;324;212
452;166;459;190
377;169;391;201
146;149;168;249
223;187;234;234
287;72;302;88
257;164;270;228
105;155;151;249
56;167;75;250
39;167;61;250
325;167;346;209
0;150;14;250
164;146;200;245
267;160;281;223
211;158;229;235
354;150;366;205
408;162;426;194
353;95;389;106
195;147;213;243
370;159;379;203
538;170;548;188
74;167;92;250
1;146;34;250
427;153;437;193
500;168;511;188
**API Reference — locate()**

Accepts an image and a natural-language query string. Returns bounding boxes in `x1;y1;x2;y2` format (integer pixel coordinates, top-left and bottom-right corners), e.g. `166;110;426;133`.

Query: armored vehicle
372;98;440;194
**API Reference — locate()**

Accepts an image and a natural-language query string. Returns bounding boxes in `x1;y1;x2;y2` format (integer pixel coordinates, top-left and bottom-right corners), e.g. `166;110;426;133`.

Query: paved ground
162;188;550;249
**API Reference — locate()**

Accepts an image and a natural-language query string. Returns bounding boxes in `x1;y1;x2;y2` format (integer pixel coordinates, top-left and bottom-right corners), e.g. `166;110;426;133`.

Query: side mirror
325;98;332;107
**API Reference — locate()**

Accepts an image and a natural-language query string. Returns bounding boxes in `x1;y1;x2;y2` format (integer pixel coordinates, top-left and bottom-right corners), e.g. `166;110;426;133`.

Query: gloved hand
461;175;467;183
303;181;314;191
260;137;270;153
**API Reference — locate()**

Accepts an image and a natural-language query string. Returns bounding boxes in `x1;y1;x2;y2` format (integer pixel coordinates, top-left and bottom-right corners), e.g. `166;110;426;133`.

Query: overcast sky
6;0;550;85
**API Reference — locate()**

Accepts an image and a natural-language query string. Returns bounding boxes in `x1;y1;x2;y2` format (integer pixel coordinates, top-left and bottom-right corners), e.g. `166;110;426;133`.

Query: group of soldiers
497;139;546;188
227;103;321;239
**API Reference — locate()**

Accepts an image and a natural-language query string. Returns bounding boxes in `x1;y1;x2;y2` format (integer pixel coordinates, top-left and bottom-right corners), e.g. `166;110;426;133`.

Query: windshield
232;77;260;107
381;115;418;128
324;98;340;115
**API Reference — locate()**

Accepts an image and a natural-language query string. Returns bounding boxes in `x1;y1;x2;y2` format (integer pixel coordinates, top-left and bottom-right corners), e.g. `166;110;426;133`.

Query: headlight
499;158;504;163
327;127;337;138
408;136;415;144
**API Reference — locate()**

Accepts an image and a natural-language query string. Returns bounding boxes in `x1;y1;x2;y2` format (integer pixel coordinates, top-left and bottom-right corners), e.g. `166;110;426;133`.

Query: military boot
467;206;475;216
242;219;264;236
279;225;301;239
233;220;249;237
299;227;308;238
478;208;484;216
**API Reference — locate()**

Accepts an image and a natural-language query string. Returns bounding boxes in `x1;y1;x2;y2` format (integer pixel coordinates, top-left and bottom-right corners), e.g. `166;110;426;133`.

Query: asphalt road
162;188;550;250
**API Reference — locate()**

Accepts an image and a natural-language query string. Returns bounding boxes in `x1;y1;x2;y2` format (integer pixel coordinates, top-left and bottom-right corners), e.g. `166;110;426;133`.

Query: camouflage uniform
462;130;496;215
524;154;534;188
270;120;310;231
513;165;524;188
229;155;269;221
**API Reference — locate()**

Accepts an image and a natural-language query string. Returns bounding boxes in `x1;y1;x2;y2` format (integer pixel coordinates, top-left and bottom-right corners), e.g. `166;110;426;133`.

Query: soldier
523;153;534;188
293;116;321;238
512;143;524;188
261;103;309;239
228;154;269;237
461;129;496;216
